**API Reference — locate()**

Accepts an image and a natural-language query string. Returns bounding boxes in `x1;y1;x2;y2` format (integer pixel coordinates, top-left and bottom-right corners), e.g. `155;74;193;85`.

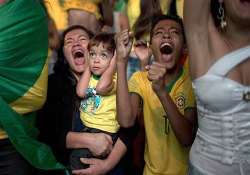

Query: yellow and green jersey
129;66;195;175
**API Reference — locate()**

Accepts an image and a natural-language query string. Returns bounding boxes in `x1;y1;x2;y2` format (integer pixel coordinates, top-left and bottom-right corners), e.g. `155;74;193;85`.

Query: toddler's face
88;43;113;76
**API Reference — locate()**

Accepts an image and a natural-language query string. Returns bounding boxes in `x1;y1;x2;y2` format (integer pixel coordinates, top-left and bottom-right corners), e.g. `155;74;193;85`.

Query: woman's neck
223;19;250;50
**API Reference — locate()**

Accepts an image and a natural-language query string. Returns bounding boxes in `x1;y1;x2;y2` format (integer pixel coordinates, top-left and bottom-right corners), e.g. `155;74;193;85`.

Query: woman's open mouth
72;50;85;65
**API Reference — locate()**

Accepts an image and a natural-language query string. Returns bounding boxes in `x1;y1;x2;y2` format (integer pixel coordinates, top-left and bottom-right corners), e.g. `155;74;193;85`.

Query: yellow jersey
80;75;119;133
129;67;195;175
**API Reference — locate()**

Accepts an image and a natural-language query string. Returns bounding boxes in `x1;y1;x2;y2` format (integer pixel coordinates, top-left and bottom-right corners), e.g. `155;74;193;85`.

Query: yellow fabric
176;0;184;18
127;0;140;29
127;0;169;30
80;75;119;133
0;128;7;139
45;0;67;30
159;0;169;14
64;0;101;20
128;67;195;175
0;58;48;139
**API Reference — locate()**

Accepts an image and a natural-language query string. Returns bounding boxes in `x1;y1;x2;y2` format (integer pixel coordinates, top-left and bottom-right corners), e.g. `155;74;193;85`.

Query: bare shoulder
184;0;211;78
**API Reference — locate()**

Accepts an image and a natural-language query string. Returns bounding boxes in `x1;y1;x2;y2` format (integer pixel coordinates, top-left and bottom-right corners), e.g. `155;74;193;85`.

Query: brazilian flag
0;0;67;173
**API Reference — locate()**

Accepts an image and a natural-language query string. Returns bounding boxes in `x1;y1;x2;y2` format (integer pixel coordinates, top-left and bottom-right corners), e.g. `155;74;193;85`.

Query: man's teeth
161;43;171;48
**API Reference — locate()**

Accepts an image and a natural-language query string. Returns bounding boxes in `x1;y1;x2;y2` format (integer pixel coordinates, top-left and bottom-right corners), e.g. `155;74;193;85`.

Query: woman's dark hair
54;25;94;123
210;0;223;28
133;0;162;40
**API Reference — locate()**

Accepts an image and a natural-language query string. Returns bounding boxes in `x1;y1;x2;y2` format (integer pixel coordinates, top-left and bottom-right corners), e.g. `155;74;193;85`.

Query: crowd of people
0;0;249;175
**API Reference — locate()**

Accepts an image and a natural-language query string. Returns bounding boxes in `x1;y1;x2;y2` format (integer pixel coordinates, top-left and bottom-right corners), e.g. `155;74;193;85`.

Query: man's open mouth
160;43;173;55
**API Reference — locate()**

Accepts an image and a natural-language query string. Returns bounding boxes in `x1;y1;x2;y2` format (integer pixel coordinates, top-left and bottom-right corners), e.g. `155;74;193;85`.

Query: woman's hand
66;132;113;157
72;138;126;175
72;158;109;175
88;133;113;157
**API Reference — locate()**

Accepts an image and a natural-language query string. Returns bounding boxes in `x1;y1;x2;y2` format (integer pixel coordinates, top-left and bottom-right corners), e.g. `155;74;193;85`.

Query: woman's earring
217;2;227;29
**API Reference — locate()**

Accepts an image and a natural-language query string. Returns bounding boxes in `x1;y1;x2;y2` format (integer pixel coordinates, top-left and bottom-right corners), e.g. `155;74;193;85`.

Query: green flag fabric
0;0;67;173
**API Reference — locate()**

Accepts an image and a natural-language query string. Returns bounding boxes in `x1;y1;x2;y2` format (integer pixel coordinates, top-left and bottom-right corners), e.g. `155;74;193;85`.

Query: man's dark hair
150;14;186;43
88;32;116;55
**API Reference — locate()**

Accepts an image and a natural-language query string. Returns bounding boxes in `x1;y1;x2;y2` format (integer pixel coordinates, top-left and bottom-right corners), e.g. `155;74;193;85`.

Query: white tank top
190;45;250;175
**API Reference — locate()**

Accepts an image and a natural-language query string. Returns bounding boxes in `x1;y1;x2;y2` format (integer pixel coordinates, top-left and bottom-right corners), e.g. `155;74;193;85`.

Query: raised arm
96;54;116;95
76;66;91;98
116;29;139;127
184;0;211;78
184;0;210;34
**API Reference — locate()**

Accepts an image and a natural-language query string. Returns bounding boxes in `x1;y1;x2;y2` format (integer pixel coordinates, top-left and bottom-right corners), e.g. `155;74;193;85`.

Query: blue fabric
127;56;140;79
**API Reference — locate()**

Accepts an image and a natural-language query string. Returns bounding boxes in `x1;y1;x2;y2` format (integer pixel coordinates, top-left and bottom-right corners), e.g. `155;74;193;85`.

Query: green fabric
58;0;65;7
0;0;68;173
114;0;127;12
0;98;65;170
165;67;183;93
0;0;47;103
93;74;101;80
